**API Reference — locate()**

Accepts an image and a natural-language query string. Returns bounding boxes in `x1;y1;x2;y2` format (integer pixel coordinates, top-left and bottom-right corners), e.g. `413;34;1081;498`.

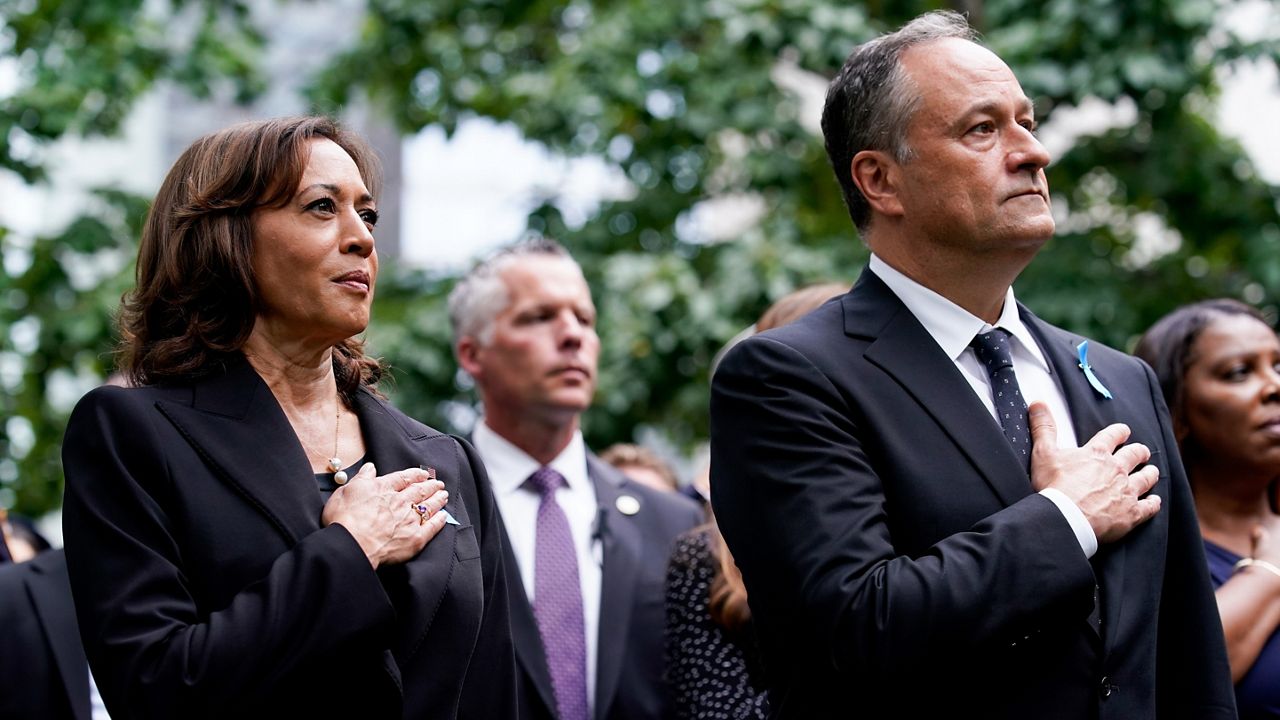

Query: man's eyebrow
953;97;1036;128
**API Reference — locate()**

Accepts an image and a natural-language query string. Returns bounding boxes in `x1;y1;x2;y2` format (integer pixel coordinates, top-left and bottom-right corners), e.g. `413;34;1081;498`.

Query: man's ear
851;149;904;218
456;337;483;380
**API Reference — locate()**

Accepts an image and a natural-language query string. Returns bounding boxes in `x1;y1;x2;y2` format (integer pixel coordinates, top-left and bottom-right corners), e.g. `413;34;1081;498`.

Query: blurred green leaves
0;0;264;513
2;0;1278;515
315;0;1279;455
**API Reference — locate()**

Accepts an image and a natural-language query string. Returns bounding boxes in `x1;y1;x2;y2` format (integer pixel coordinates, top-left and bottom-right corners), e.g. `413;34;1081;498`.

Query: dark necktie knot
970;328;1015;373
526;467;568;497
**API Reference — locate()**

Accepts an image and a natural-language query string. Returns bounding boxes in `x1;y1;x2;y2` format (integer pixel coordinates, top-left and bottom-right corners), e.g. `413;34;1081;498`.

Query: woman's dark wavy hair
1133;298;1268;434
118;116;384;402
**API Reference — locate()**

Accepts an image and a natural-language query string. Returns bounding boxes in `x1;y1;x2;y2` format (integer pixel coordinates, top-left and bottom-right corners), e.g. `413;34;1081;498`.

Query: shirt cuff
1039;488;1098;559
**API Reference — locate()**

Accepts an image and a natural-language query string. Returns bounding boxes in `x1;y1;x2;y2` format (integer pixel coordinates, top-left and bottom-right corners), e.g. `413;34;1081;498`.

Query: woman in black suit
61;116;516;719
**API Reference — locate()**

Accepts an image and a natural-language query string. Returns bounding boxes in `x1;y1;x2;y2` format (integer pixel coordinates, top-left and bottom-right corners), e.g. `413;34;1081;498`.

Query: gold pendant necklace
328;401;348;485
302;399;347;485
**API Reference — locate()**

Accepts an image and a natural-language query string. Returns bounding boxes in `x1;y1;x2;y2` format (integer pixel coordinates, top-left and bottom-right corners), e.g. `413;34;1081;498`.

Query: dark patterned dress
664;529;769;720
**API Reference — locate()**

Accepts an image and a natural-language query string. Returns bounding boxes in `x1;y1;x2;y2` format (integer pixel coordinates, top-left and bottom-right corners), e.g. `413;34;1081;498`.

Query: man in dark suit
710;11;1236;719
0;549;94;720
450;240;703;720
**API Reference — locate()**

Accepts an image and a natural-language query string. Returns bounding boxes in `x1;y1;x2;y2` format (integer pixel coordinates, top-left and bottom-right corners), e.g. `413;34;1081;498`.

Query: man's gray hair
447;238;581;345
821;10;979;232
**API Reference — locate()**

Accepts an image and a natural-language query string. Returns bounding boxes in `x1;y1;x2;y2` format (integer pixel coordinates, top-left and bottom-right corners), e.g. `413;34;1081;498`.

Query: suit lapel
350;389;465;663
588;456;641;720
154;357;321;544
156;359;470;666
850;270;1031;507
484;444;640;719
468;430;562;716
27;551;91;720
501;523;561;716
1019;309;1118;448
1021;311;1128;644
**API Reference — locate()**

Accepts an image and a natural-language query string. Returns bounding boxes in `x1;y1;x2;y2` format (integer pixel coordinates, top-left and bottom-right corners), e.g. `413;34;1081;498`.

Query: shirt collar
868;254;1049;371
472;420;591;495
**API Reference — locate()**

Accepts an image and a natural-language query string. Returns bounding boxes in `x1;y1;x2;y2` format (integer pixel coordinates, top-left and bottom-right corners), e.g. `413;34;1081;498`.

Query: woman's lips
333;271;371;292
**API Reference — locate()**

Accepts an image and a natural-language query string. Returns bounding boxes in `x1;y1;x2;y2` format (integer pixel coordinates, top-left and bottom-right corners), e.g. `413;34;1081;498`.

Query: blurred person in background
0;547;99;720
0;508;9;564
600;443;680;494
450;239;703;720
60;116;515;720
0;507;101;720
1135;299;1280;719
0;507;51;563
664;283;845;720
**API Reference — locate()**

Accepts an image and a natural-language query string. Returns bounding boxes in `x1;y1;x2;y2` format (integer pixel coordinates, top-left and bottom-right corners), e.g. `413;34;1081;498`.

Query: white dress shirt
89;667;111;719
869;254;1098;558
472;421;602;712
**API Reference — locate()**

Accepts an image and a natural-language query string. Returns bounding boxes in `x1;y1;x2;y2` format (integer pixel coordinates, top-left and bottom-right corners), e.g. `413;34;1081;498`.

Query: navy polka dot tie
970;329;1032;474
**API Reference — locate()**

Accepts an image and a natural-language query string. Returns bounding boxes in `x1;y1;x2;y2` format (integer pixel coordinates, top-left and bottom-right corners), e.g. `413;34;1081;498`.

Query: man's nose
557;311;586;346
1008;125;1051;175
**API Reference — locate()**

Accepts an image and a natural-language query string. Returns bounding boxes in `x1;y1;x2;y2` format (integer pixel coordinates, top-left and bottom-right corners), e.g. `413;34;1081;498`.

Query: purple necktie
526;467;589;720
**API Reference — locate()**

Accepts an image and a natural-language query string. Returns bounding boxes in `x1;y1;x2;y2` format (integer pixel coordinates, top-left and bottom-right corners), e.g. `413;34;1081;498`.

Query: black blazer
0;550;91;720
61;356;517;720
710;269;1236;719
498;453;703;720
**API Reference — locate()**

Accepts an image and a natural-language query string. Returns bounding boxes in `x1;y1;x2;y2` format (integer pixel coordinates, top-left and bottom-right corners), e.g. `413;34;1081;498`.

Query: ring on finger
413;502;432;525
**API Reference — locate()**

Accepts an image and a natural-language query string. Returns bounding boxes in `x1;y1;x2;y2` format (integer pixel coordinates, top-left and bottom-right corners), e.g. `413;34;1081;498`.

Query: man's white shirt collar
868;254;1096;558
868;253;1050;372
472;420;591;495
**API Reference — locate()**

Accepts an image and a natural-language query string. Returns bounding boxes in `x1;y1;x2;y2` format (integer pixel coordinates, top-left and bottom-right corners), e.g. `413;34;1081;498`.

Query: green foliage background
2;0;1278;515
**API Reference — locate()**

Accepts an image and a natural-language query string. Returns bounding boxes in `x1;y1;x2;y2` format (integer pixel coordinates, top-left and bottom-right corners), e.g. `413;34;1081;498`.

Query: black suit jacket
494;452;703;720
0;550;90;720
710;268;1236;719
61;356;517;719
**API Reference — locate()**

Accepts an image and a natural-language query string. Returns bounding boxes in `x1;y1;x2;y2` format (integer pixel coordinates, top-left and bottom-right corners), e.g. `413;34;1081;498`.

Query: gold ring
413;503;431;525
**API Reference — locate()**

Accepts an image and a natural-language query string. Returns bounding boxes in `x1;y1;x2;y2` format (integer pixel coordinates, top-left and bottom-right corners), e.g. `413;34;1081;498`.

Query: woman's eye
360;209;380;227
1222;365;1249;381
306;198;336;213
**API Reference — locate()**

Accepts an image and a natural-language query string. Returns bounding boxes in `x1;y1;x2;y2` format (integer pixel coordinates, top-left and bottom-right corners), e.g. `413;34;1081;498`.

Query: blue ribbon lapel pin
1076;341;1113;400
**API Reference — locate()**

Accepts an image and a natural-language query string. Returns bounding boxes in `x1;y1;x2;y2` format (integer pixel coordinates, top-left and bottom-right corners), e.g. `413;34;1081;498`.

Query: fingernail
362;462;375;474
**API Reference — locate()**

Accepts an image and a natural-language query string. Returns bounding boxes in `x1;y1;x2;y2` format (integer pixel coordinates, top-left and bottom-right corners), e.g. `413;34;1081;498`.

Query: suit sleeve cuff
1039;488;1098;558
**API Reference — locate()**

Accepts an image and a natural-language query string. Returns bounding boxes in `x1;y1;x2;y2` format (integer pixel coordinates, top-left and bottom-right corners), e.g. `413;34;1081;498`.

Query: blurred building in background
0;0;402;258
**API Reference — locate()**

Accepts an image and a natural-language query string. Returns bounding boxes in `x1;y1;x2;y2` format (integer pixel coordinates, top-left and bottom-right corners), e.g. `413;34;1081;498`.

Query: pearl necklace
327;401;348;485
301;399;348;485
